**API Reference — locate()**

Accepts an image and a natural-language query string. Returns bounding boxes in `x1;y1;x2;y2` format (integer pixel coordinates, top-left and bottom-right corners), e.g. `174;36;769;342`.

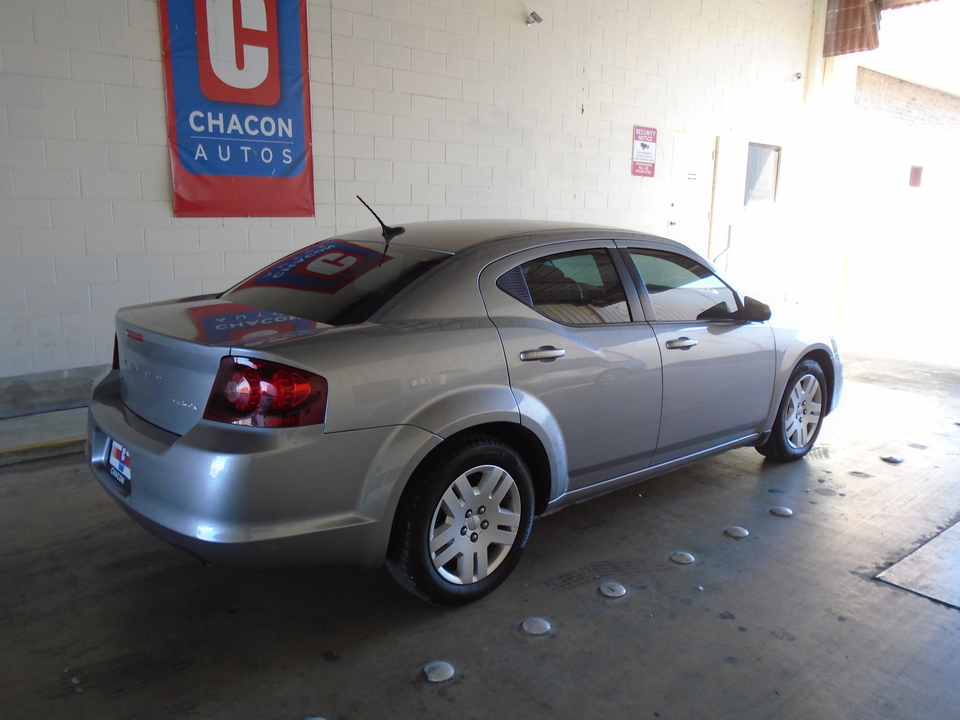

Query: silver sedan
87;220;841;605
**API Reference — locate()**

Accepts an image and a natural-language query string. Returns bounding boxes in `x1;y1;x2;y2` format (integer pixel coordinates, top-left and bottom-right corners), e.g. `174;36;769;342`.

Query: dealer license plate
108;439;132;487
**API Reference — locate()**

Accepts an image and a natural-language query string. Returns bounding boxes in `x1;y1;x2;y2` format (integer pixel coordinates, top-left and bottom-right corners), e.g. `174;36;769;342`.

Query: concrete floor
1;355;958;720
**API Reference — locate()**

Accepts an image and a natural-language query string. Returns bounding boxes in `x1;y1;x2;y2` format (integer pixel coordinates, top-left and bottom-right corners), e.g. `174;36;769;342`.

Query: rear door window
497;248;631;325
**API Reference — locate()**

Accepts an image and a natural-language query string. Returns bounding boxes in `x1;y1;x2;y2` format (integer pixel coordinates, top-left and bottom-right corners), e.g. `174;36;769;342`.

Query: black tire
757;358;827;462
386;434;534;606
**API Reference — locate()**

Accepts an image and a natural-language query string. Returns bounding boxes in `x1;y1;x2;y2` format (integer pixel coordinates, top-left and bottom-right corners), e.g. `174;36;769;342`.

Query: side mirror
733;296;771;323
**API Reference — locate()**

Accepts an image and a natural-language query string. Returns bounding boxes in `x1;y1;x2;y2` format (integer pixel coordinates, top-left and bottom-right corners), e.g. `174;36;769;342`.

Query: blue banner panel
159;0;314;216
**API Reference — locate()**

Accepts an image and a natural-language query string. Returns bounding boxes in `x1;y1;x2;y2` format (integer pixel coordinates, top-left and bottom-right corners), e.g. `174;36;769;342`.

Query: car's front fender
765;328;843;432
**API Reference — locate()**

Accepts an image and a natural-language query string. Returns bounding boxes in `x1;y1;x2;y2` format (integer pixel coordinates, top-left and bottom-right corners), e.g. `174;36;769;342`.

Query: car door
479;241;663;493
618;243;776;465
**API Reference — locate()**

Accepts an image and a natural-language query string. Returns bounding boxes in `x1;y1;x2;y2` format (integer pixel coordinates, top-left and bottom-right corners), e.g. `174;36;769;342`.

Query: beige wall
0;0;816;378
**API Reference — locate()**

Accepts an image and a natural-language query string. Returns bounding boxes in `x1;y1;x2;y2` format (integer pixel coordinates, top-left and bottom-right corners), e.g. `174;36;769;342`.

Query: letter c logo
196;0;281;106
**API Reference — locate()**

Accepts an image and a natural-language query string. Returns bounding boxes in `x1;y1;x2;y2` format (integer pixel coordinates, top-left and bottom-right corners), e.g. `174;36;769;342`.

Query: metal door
618;243;776;465
668;133;718;258
651;320;776;464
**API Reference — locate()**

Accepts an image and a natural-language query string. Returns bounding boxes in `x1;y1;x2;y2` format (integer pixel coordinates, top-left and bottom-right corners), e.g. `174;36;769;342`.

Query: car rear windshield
221;240;447;326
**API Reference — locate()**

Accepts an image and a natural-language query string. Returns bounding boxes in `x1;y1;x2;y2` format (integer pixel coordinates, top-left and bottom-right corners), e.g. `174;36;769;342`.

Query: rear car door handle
665;337;698;350
519;346;566;362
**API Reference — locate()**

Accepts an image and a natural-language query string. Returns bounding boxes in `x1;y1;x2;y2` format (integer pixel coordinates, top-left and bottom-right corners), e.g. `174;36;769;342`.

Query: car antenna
357;196;404;266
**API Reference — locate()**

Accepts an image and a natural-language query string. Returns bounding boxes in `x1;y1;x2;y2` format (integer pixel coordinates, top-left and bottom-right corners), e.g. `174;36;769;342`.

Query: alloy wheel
428;464;522;585
783;373;823;450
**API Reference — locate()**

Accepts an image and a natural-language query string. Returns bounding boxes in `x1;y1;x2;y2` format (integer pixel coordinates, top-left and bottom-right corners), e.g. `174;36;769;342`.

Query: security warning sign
632;126;657;177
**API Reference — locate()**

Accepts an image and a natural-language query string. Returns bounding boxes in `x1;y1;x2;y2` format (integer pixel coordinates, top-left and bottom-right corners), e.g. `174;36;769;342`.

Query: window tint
222;240;445;326
630;250;738;322
498;249;631;325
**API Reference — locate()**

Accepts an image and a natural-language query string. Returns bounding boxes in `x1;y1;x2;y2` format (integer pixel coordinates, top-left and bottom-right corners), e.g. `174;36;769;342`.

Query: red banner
158;0;314;217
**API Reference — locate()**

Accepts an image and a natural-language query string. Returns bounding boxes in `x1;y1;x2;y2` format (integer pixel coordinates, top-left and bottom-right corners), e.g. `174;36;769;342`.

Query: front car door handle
519;346;566;362
665;337;698;350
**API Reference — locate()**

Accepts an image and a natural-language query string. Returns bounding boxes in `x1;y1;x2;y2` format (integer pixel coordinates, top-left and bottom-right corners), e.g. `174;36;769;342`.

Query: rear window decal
236;240;390;294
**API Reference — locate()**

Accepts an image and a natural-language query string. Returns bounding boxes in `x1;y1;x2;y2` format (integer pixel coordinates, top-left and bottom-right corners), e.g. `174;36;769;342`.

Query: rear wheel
757;359;826;462
387;434;534;605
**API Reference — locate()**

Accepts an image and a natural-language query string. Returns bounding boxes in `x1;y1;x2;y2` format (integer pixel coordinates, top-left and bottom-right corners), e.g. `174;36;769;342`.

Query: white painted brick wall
0;0;815;378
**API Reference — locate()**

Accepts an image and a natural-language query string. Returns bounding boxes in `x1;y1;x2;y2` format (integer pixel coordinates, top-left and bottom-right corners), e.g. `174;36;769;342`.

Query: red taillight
204;357;327;428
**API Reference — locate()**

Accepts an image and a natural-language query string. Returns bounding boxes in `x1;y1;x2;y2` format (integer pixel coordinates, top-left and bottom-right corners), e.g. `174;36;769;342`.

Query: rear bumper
86;371;431;570
102;496;380;570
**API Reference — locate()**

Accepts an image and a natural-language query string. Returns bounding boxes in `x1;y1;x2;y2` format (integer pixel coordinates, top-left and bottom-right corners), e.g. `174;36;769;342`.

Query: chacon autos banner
158;0;314;216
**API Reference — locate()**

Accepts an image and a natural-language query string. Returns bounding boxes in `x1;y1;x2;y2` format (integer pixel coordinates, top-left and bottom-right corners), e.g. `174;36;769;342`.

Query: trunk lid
116;297;330;435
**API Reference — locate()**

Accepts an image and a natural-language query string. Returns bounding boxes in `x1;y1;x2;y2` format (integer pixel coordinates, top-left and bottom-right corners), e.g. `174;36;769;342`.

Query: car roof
336;219;688;256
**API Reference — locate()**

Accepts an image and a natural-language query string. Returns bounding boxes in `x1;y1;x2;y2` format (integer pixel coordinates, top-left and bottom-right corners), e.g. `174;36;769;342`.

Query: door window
498;249;631;325
630;250;738;322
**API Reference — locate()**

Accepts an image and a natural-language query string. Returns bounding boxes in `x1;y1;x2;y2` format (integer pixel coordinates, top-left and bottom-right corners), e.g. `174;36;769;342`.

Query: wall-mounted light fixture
526;11;542;26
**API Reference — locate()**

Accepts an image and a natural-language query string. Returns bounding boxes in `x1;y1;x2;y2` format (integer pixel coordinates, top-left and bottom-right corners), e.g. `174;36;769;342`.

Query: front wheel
757;359;827;462
386;434;534;605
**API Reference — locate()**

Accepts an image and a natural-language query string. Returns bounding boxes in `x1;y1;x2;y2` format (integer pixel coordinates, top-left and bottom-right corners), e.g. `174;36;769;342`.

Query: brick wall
855;66;960;132
0;0;814;379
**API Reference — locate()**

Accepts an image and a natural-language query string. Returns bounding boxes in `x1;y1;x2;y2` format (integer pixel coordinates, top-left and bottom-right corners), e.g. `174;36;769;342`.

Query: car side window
629;250;738;322
498;249;631;325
